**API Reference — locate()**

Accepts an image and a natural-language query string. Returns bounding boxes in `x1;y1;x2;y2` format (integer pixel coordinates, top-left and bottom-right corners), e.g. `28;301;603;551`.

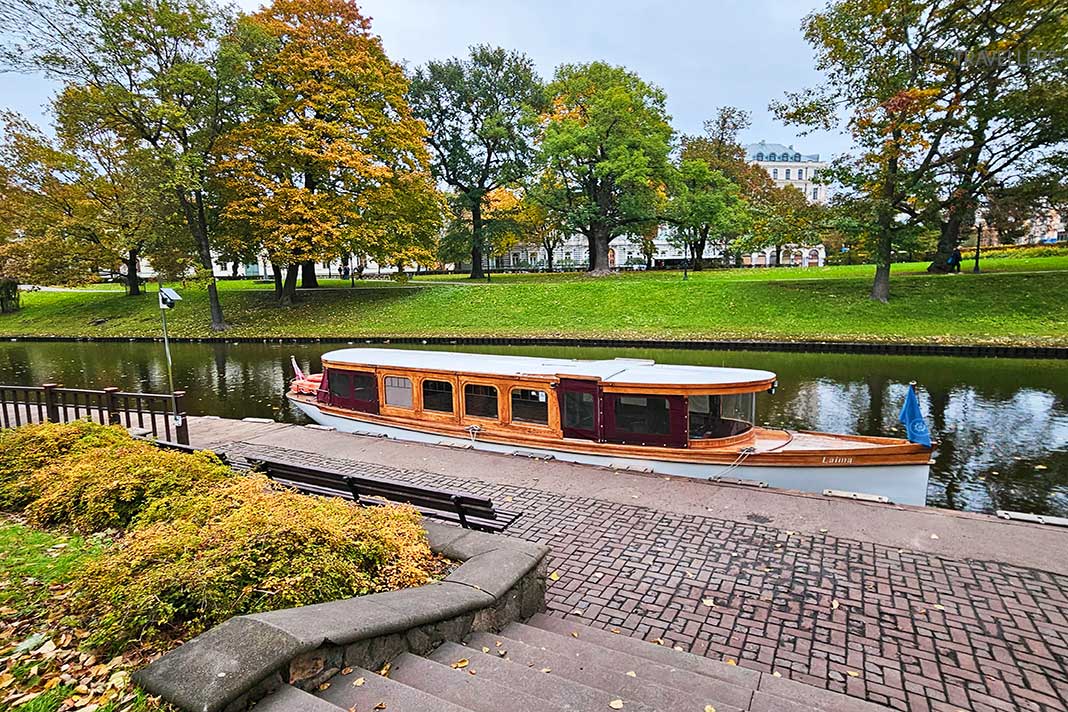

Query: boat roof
320;348;776;389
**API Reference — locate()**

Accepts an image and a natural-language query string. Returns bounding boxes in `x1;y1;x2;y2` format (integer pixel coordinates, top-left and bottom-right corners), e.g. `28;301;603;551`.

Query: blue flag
898;383;932;447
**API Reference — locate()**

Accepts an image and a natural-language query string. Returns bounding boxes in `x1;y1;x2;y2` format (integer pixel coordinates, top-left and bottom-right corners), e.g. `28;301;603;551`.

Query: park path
190;417;1068;712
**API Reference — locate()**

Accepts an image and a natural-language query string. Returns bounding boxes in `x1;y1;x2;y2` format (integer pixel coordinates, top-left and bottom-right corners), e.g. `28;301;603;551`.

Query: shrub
25;440;232;532
0;420;131;510
71;476;444;651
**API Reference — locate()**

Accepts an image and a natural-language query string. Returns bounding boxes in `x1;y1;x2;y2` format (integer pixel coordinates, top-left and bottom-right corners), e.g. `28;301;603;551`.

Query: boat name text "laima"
822;456;855;464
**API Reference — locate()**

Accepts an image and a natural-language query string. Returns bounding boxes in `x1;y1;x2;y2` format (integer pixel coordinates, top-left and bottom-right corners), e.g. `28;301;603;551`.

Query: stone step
387;651;558;712
500;621;756;710
466;631;745;712
316;665;474;712
526;614;890;712
527;613;761;689
429;640;658;712
254;684;344;711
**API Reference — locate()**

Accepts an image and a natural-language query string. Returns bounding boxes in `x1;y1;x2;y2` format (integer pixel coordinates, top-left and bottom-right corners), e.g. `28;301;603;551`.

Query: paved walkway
191;419;1068;712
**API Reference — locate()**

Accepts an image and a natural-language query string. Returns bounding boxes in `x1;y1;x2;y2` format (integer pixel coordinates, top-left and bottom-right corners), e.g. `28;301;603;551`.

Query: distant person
951;247;963;273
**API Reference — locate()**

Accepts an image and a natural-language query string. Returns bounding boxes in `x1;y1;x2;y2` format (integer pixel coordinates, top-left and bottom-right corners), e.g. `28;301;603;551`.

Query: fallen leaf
847;670;860;678
341;667;353;675
481;646;490;653
701;598;715;607
379;662;391;677
831;600;840;610
549;571;560;581
705;706;717;712
570;632;579;638
625;671;636;677
318;682;331;691
451;658;469;669
772;671;782;678
497;649;507;657
934;604;945;611
930;533;940;540
541;668;552;673
819;528;829;533
725;658;737;666
373;703;386;710
353;677;365;687
609;700;624;709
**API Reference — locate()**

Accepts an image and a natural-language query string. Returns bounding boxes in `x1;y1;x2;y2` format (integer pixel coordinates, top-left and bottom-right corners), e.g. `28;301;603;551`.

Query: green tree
666;161;749;270
536;62;673;275
739;185;823;267
408;46;545;279
1;0;258;328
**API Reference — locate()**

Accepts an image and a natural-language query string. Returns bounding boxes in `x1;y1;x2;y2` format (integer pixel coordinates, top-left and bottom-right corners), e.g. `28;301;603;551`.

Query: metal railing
0;383;189;444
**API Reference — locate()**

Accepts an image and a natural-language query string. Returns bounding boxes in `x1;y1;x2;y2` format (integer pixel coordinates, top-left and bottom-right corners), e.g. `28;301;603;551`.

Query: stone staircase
258;613;888;712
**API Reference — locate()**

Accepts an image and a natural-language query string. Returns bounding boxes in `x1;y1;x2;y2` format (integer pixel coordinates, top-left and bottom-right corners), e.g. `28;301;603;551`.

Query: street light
158;286;182;434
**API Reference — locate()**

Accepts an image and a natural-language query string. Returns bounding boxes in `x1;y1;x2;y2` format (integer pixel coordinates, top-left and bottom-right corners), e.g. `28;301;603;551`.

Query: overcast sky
0;0;849;159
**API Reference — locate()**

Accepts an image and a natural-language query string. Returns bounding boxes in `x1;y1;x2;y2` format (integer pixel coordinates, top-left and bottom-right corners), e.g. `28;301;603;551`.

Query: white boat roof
320;348;776;388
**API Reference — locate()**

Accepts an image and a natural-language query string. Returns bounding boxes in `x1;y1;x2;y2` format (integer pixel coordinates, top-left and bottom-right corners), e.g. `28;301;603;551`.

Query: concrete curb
5;334;1067;359
134;521;550;712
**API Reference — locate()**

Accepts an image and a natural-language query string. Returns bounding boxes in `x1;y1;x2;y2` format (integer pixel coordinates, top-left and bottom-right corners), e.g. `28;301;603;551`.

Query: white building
744;141;830;205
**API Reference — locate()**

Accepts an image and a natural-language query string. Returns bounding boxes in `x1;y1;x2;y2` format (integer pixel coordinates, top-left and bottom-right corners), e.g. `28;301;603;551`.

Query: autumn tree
0;0;257;328
218;0;442;305
536;62;673;275
0;111;173;294
408;46;545;279
774;0;1068;300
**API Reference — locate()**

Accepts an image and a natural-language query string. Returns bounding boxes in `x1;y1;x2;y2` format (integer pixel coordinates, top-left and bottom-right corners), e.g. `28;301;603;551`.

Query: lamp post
973;218;983;273
158;286;182;431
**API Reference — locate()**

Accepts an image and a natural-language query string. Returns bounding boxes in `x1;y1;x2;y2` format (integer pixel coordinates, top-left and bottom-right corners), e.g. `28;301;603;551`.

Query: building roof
321;348;776;389
745;141;821;162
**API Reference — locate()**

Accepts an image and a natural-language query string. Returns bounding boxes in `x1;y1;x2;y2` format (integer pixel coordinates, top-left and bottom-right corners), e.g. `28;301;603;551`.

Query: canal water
0;340;1064;517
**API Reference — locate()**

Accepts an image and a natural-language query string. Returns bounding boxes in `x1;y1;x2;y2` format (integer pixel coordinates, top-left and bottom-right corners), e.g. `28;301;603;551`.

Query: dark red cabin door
602;393;687;448
324;368;379;414
557;378;601;441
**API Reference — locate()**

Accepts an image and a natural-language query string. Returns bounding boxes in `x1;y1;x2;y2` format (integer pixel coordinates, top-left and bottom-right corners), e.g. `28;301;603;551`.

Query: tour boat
287;348;933;505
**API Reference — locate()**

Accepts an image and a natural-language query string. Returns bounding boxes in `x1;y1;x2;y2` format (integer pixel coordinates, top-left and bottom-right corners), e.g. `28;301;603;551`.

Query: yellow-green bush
0;420;130;510
25;440;232;532
72;476;444;651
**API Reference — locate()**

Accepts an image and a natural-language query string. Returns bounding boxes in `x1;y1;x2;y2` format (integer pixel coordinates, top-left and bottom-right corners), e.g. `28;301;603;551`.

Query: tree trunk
125;248;141;296
546;247;554;272
271;261;283;298
300;260;319;288
870;216;893;303
587;228;612;275
469;201;486;279
870;136;898;303
279;264;299;306
692;230;707;270
928;216;964;273
176;188;226;330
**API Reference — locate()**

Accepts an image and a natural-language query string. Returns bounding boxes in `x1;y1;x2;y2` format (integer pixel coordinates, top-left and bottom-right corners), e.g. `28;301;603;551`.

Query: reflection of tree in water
0;342;1064;515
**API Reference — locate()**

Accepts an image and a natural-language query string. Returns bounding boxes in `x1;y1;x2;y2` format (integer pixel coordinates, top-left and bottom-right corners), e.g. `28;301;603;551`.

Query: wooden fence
0;383;189;444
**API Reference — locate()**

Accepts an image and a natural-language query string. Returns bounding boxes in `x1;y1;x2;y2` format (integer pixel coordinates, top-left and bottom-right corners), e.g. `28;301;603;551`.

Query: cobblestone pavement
225;443;1068;712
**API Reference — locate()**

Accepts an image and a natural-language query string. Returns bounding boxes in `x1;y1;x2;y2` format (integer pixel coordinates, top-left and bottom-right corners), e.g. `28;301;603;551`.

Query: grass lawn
0;520;161;712
3;256;1067;346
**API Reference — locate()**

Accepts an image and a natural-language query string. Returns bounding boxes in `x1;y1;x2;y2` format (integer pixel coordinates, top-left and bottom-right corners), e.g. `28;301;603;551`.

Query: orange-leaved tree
218;0;442;305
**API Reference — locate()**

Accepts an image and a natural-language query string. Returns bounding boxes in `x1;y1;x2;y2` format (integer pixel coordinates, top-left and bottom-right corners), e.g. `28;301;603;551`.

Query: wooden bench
246;456;520;533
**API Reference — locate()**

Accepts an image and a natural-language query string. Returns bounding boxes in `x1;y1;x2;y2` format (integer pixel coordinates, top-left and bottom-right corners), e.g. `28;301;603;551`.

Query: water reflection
0;340;1064;516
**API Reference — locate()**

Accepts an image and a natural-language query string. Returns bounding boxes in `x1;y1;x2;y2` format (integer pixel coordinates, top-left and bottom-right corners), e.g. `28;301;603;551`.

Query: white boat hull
290;399;930;506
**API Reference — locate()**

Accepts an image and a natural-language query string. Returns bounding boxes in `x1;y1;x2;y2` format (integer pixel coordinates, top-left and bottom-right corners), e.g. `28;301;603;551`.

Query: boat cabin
310;349;777;449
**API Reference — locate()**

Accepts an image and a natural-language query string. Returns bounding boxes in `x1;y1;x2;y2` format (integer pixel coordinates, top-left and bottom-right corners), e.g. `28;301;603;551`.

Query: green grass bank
3;257;1067;346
